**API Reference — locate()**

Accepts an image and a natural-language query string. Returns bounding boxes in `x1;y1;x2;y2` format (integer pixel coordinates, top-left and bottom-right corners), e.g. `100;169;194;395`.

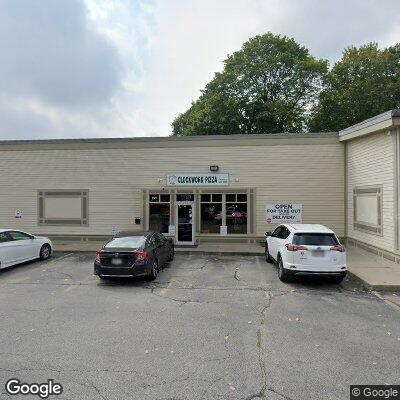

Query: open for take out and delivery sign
266;204;302;224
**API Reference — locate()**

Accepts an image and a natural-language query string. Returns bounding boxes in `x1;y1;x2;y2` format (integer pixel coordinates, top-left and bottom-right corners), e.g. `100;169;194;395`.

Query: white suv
265;224;346;283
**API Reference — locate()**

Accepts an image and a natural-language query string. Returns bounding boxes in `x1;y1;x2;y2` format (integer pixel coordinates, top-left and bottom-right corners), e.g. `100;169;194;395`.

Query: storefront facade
0;133;345;245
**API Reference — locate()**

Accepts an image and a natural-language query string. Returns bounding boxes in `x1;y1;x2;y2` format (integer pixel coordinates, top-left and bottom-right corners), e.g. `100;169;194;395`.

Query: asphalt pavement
0;253;399;400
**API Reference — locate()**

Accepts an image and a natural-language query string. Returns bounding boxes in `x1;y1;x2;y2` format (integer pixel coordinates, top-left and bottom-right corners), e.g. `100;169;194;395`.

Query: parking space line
63;285;78;292
45;253;74;267
160;279;175;295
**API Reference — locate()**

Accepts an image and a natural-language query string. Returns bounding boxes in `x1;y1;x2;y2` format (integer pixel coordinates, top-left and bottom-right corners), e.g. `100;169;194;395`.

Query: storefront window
177;194;194;202
226;194;247;234
200;194;222;233
149;194;170;233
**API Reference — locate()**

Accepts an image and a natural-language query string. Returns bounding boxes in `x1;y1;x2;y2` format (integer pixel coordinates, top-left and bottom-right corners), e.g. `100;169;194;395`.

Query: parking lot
0;252;399;400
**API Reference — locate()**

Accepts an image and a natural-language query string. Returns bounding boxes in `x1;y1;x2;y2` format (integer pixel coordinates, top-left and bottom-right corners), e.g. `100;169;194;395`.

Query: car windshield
293;233;338;246
105;236;146;249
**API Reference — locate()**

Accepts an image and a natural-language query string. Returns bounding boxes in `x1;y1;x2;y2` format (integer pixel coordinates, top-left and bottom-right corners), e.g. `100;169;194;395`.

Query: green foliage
309;43;400;132
172;33;328;136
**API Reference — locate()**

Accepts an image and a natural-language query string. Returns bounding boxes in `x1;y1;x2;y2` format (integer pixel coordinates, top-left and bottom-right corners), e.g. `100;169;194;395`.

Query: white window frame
353;185;383;236
38;190;88;226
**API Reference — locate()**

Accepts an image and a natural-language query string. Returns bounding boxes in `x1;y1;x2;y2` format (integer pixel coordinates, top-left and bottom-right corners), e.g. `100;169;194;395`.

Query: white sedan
0;229;53;269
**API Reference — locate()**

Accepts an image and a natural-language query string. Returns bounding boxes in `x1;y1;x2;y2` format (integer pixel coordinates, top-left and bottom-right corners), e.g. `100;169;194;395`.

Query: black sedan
94;231;174;280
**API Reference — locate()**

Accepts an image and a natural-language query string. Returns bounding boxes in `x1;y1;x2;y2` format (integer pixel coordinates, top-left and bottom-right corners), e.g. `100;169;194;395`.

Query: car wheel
265;245;272;263
277;256;290;282
168;248;174;262
39;244;51;260
148;260;158;280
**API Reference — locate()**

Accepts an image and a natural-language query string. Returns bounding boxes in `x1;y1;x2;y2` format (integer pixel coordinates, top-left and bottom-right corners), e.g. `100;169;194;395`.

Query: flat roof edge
339;109;400;141
0;132;338;146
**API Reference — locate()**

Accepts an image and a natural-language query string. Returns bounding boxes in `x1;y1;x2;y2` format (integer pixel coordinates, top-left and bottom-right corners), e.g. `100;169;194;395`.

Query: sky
0;0;399;140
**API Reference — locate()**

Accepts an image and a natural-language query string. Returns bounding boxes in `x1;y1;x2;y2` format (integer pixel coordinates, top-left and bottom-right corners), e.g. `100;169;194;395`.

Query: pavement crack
265;386;296;400
253;291;274;399
234;268;240;281
150;288;202;306
74;378;109;400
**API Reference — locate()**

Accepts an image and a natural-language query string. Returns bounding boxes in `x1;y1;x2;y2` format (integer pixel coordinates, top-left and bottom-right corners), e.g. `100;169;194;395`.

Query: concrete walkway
346;245;400;291
52;241;265;255
52;241;400;290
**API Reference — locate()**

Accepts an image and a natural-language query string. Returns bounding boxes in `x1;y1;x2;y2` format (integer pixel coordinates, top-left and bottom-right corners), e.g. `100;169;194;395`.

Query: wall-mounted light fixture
210;165;219;172
158;178;163;183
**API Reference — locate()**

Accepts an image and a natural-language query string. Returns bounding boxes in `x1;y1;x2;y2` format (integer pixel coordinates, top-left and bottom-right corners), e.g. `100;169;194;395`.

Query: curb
175;250;265;256
54;249;265;257
347;270;400;292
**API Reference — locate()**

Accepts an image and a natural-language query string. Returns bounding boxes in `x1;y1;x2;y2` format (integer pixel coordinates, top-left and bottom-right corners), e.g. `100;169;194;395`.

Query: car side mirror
265;231;272;237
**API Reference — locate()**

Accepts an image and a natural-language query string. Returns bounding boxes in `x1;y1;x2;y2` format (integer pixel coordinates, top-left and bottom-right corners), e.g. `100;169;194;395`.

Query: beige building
340;109;400;262
0;110;399;258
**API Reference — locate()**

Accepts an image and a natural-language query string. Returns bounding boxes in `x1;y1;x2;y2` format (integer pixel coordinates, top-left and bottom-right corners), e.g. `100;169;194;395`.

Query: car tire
148;260;158;280
39;244;51;260
277;256;290;282
168;248;174;262
265;245;272;263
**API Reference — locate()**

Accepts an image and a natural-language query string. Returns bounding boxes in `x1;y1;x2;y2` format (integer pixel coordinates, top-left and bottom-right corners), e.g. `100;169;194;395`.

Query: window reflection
200;193;248;234
226;195;247;234
201;203;222;233
149;194;170;233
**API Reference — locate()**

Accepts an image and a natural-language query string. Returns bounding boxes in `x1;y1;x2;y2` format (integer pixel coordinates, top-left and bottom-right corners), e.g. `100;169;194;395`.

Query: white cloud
0;0;399;139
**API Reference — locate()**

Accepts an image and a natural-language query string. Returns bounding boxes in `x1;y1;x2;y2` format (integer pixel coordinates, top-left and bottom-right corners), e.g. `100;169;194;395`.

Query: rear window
105;236;146;249
293;233;338;246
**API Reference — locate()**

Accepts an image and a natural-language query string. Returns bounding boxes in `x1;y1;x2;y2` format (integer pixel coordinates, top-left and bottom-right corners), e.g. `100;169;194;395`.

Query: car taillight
95;249;103;263
285;244;308;252
133;250;149;262
330;245;345;252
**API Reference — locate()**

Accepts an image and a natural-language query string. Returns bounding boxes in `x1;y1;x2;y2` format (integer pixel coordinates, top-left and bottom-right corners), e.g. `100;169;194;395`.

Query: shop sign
166;173;229;187
266;204;302;224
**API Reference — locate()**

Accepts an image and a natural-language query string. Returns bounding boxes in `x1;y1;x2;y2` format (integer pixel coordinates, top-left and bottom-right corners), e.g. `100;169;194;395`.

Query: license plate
312;250;325;257
111;258;123;265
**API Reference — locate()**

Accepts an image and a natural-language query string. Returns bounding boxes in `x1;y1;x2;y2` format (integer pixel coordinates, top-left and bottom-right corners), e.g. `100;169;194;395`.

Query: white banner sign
166;173;229;187
168;225;176;236
220;225;227;236
266;204;302;224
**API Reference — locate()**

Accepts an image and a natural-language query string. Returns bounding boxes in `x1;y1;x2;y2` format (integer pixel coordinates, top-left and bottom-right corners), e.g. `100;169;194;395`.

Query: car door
8;231;37;261
154;233;168;265
148;235;161;265
268;226;283;260
275;227;290;258
0;231;16;268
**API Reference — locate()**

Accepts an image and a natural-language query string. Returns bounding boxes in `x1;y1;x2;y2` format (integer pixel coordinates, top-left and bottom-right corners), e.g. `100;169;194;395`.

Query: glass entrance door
177;204;193;244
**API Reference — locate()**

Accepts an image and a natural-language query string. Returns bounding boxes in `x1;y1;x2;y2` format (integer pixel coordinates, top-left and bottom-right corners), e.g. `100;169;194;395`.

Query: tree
172;33;327;136
309;43;400;132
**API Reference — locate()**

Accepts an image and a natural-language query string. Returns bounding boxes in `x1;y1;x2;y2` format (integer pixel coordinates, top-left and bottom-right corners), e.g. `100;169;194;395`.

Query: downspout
394;127;400;251
343;140;348;243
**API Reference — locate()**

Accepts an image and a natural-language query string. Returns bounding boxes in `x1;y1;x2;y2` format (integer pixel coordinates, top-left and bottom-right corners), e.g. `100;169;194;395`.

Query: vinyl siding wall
346;130;395;252
0;138;345;240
